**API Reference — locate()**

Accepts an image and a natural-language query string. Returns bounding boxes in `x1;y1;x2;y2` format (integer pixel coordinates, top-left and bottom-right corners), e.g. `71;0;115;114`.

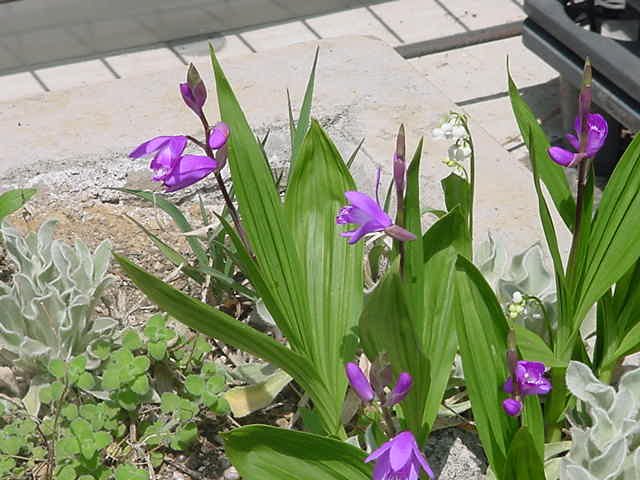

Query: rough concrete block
306;7;401;46
0;72;45;101
35;59;116;90
240;20;318;51
105;48;184;78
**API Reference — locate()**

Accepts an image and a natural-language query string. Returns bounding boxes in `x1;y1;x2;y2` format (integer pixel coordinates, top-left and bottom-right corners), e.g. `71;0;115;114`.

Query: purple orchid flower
548;113;608;167
502;360;551;417
345;362;375;403
180;64;207;116
209;121;231;149
130;124;230;192
336;191;416;244
365;431;435;480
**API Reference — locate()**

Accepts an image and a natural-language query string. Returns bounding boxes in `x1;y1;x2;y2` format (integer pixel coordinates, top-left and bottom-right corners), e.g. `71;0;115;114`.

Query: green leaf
508;70;575;230
114;254;335;433
442;173;470;228
513;324;566;368
453;256;517;479
0;188;36;221
224;425;371;480
185;375;205;396
290;48;319;166
122;329;143;351
210;44;311;354
224;369;292;417
131;375;150;396
115;188;207;267
48;359;66;379
503;427;545;480
148;341;167;361
171;422;198;451
284;120;362;425
115;465;149;480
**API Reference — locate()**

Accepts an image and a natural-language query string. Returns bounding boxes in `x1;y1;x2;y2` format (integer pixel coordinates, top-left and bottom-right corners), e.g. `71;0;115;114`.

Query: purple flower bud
345;362;374;403
209;122;230;149
385;372;412;407
365;431;434;480
180;64;207;115
502;398;523;417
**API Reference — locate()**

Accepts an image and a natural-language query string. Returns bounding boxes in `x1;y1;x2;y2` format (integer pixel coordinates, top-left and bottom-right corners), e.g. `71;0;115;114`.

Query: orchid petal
548;146;576;167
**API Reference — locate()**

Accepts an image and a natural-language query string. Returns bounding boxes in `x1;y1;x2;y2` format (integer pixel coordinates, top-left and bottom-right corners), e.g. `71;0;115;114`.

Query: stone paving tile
369;0;466;43
409;37;558;103
173;34;254;62
105;47;184;78
69;18;160;54
240;20;318;51
306;6;401;46
35;59;116;91
0;72;45;101
444;0;524;30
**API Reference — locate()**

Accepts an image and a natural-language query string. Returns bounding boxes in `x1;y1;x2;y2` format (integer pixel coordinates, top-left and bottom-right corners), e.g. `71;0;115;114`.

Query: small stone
172;472;185;480
224;466;240;480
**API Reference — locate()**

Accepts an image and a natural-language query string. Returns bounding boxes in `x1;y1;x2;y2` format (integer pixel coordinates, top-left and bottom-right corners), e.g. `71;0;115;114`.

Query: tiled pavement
0;0;562;156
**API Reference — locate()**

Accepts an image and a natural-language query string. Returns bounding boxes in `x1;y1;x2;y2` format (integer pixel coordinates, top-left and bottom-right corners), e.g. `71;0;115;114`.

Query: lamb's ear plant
117;47;363;436
509;58;640;440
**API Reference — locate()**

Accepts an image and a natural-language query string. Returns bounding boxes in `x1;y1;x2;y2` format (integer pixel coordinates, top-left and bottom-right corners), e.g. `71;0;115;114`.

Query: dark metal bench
523;0;640;175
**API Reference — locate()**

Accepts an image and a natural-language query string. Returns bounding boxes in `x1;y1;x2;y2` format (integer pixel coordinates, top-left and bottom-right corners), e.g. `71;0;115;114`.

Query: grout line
433;0;471;32
167;45;189;65
301;19;322;40
396;21;522;58
29;70;50;92
365;6;405;44
99;57;121;79
236;33;257;53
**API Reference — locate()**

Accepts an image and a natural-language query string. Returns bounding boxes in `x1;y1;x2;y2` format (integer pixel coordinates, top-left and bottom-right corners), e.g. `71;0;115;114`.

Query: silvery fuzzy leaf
0;295;26;333
474;233;508;287
567;361;615;411
545;457;562;480
562;464;599;480
567;428;591;466
588;437;626;479
634;449;640;475
36;220;57;257
590;405;616;449
618;367;640;405
92;240;112;282
608;390;633;428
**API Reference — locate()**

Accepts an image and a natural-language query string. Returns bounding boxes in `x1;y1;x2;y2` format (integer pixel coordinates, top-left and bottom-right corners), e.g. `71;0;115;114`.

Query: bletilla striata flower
365;431;435;480
180;64;207;116
130;123;230;192
502;360;552;417
345;362;412;406
336;192;416;244
548;113;608;167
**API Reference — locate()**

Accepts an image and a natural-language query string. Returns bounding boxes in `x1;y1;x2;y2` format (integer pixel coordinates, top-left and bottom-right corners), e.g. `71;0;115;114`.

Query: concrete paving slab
369;0;466;43
239;20;318;51
105;48;184;78
444;0;524;30
306;7;401;46
0;36;570;255
409;37;558;103
35;59;116;91
0;72;45;101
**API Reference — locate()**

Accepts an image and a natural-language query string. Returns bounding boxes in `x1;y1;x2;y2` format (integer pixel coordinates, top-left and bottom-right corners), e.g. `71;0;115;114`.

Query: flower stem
461;116;475;244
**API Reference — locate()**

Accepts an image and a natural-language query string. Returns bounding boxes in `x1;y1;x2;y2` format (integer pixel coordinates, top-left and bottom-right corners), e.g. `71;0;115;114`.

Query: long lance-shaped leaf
508;69;575;231
284;121;362;425
114;188;208;268
290;48;319;166
0;188;36;221
224;425;371;480
454;255;517;479
503;427;545;480
210;45;311;353
572;134;640;335
114;254;337;432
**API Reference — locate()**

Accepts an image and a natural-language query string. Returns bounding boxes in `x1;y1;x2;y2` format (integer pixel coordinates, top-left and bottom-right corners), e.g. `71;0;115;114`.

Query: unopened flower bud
345;362;374;403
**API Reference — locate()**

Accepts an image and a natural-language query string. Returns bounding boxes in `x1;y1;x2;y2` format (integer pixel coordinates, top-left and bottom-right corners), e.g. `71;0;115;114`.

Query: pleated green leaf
224;425;371;480
210;46;311;353
114;254;336;430
284;120;363;426
508;71;575;231
503;427;546;480
454;256;517;479
290;48;319;166
573;135;640;330
0;188;36;222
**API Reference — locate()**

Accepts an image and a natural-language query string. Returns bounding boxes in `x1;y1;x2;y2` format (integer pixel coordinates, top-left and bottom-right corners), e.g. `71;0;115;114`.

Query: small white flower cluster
507;291;526;319
432;112;472;175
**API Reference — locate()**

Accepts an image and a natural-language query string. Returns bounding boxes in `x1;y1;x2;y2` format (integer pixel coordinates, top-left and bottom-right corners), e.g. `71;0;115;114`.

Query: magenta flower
336;192;416;244
209;122;231;149
180;64;207;116
365;431;434;480
130;126;229;192
345;363;375;403
502;360;551;417
385;372;413;407
548;113;608;167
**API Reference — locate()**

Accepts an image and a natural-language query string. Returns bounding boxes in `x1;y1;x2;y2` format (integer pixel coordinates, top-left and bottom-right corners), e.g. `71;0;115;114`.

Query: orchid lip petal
388;432;414;471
